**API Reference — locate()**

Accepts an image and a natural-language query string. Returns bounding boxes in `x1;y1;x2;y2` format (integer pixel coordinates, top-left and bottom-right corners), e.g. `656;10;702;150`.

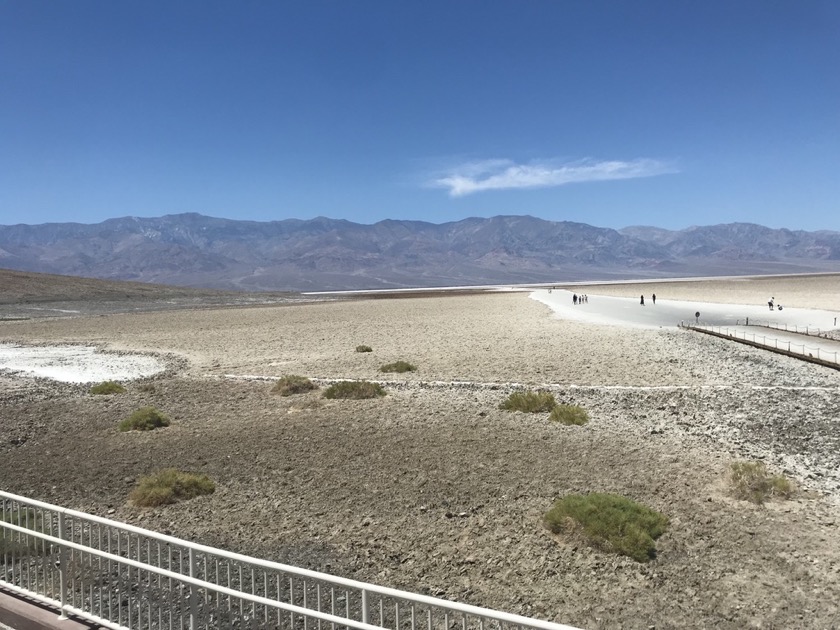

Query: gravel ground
2;281;840;629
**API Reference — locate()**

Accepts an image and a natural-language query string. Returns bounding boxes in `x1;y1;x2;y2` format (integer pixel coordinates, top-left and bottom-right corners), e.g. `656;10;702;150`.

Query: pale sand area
5;292;663;385
0;273;839;388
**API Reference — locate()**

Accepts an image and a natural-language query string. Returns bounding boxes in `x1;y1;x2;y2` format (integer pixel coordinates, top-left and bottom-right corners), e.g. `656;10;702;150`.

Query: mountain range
1;213;839;291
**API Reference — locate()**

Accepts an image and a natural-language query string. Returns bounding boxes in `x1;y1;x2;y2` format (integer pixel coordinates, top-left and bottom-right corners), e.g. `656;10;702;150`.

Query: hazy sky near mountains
1;2;838;231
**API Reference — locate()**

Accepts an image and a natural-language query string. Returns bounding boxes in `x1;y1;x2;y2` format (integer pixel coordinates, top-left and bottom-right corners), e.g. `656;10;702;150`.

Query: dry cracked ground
2;273;840;629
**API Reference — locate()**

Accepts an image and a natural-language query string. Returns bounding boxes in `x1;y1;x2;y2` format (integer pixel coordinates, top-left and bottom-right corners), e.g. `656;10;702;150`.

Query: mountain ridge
2;213;839;291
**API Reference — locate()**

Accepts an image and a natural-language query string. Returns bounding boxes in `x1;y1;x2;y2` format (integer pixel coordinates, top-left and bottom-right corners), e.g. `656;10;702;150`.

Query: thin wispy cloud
431;158;676;197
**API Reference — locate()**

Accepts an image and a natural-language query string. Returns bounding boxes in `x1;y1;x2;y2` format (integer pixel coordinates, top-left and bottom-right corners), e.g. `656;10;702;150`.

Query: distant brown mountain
0;268;232;304
1;213;839;291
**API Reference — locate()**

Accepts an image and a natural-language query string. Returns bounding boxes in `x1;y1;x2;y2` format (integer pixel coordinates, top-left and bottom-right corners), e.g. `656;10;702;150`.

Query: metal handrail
1;490;580;630
735;320;830;337
681;324;840;366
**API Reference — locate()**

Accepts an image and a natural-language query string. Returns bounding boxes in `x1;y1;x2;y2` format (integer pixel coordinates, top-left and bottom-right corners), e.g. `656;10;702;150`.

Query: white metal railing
682;324;840;366
0;491;580;630
733;319;835;338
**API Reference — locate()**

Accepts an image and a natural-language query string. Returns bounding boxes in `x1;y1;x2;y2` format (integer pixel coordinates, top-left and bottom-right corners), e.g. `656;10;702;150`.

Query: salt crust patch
0;343;164;383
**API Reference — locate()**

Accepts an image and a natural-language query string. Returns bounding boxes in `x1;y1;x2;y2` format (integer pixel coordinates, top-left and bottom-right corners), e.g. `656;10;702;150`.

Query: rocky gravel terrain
2;275;840;629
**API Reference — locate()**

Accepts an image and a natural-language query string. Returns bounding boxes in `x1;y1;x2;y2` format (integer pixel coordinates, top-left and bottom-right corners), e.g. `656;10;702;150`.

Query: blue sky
1;1;838;231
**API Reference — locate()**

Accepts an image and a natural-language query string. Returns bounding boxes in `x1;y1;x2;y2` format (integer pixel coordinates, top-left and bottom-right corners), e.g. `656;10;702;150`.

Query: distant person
695;311;700;324
640;294;645;306
768;297;775;311
573;294;578;305
652;293;656;305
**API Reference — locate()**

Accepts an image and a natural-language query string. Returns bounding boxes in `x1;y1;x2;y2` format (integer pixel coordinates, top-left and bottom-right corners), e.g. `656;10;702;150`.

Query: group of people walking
640;293;656;306
572;293;588;305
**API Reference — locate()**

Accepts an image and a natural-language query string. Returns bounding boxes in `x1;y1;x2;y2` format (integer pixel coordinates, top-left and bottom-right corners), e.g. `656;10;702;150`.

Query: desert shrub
355;345;373;353
544;493;669;563
130;469;215;507
729;461;794;504
0;508;51;556
380;360;417;373
549;404;589;426
90;380;126;395
272;375;317;396
118;407;171;432
499;390;556;413
323;380;386;399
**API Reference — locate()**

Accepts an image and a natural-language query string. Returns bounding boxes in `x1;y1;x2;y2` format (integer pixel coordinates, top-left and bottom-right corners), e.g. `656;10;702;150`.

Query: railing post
57;511;68;619
361;588;369;624
189;547;197;630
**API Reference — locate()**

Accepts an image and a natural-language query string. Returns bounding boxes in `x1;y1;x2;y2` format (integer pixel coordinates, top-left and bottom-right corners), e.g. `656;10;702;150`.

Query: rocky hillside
1;214;839;291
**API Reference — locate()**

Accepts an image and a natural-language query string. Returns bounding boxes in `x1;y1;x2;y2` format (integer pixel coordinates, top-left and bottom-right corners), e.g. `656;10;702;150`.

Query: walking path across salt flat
532;289;840;365
532;288;839;330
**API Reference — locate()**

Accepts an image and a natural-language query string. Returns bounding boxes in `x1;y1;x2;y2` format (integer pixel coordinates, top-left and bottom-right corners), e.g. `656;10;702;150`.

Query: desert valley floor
2;273;840;629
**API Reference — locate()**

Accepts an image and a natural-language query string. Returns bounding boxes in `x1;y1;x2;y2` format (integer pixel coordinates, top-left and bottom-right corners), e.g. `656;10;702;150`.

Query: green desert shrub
118;407;171;432
499;390;557;413
729;461;794;505
323;380;386;399
380;360;417;373
549;404;590;426
355;345;373;353
544;493;669;563
90;380;126;395
130;469;215;507
272;375;317;396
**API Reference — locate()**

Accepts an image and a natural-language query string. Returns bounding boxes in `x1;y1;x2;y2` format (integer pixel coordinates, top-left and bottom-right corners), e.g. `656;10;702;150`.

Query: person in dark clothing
652;293;656;305
640;295;645;306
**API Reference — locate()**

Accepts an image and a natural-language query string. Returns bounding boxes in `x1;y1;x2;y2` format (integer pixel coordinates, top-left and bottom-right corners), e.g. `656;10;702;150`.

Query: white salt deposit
0;344;164;383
